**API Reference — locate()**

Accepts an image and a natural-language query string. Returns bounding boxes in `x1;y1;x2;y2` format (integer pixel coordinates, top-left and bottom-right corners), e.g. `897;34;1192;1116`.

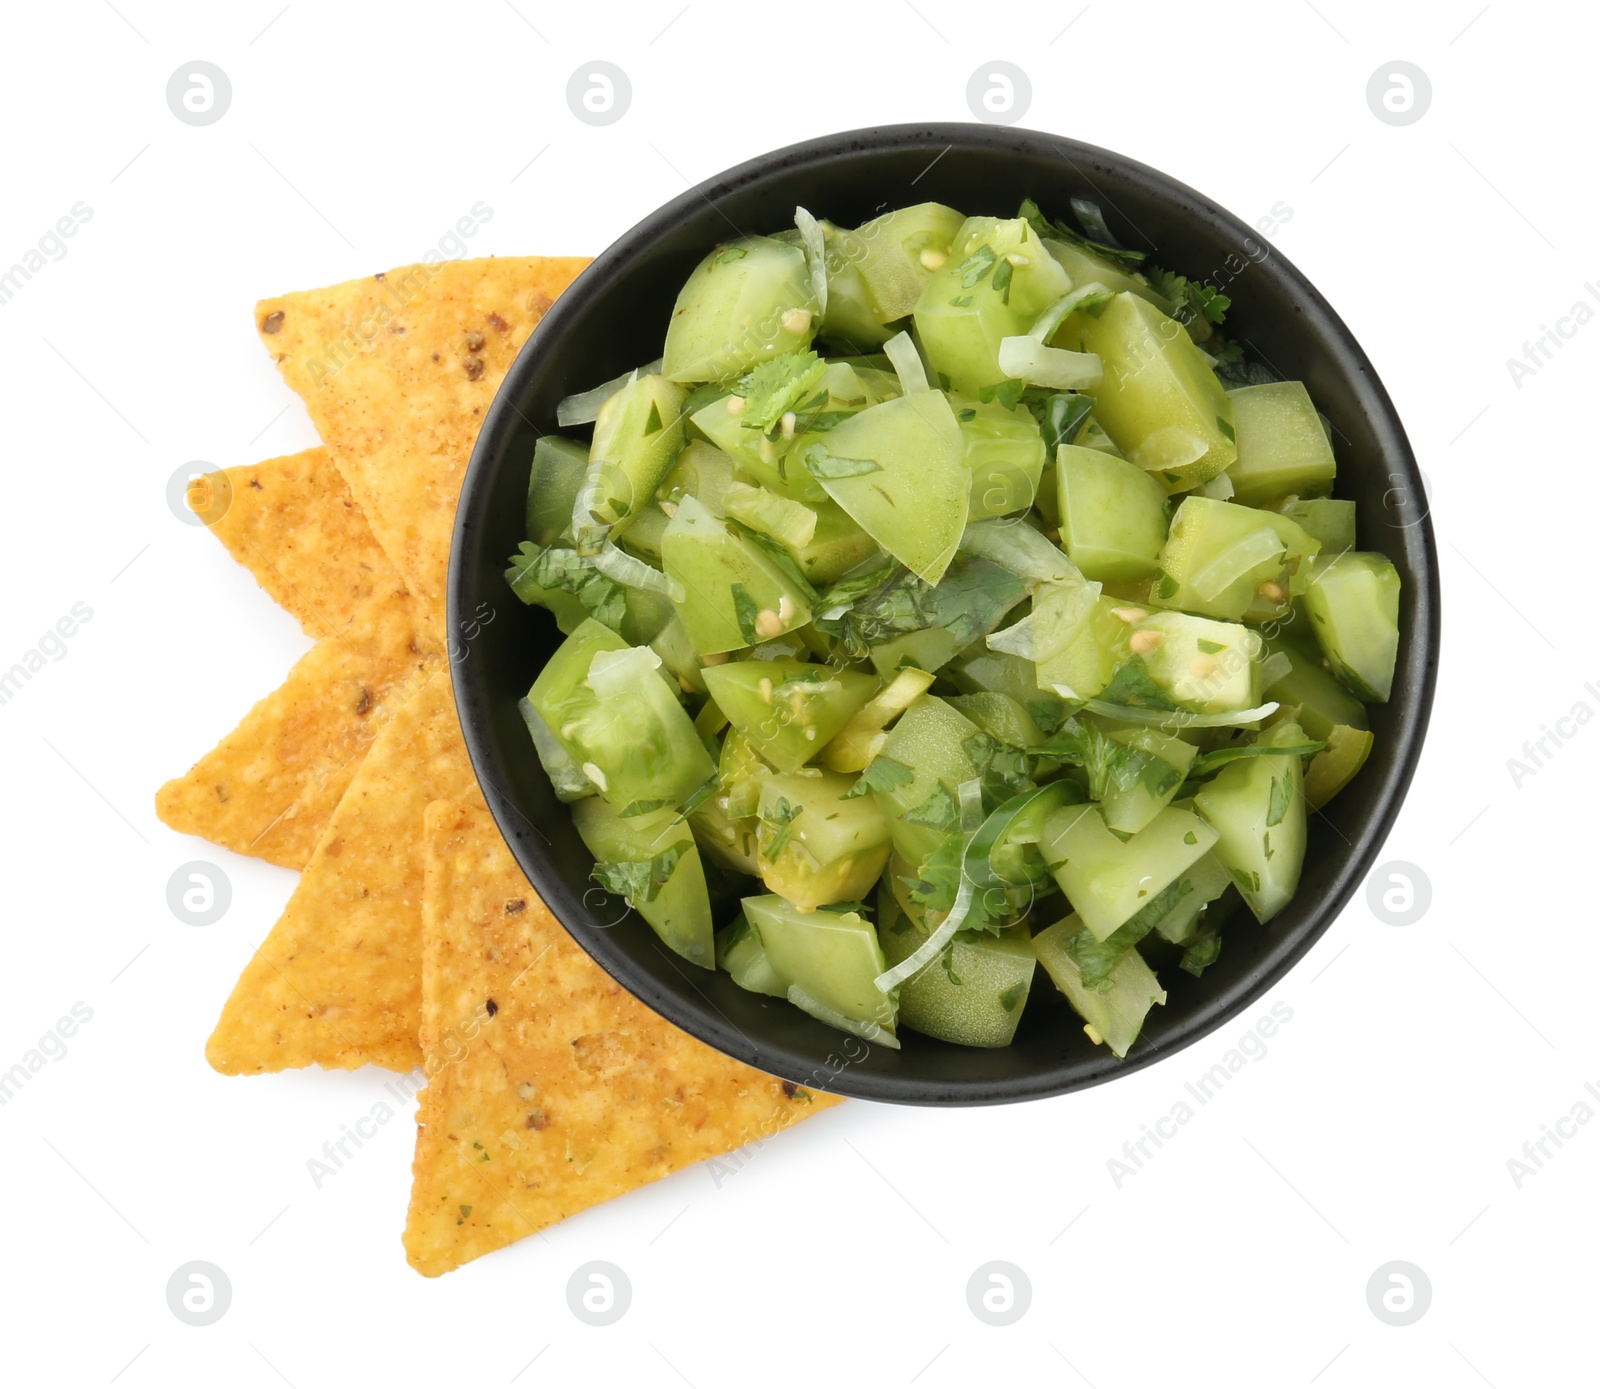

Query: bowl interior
451;124;1437;1105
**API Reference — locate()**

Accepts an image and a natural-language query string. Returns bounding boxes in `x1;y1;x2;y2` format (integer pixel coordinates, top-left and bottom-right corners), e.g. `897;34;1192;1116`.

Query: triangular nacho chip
200;447;403;638
205;674;481;1074
255;256;590;637
155;583;435;870
404;800;838;1277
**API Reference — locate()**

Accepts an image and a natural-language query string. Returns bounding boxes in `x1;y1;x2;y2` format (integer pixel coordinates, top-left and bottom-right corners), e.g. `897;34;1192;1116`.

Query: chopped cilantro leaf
736;351;827;431
1145;265;1231;326
803;446;882;479
904;784;961;829
845;756;915;799
978;378;1027;410
956;244;998;288
761;796;802;861
731;582;761;646
592;843;688;905
1266;774;1292;827
506;541;627;633
1097;657;1178;711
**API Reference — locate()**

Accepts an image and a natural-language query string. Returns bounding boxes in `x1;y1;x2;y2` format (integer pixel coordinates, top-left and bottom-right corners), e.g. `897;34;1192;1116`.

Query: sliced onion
1189;529;1285;601
1257;650;1293;689
961;519;1081;589
592;541;685;602
1196;470;1235;500
874;871;975;994
1028;281;1112;342
786;984;900;1049
1052;683;1280;729
556;367;637;427
795;206;828;314
984;613;1041;660
958;776;984;832
997;336;1103;390
883;330;930;396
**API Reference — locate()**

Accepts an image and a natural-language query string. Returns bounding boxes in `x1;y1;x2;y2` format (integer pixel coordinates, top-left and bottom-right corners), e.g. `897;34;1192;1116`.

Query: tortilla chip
155;584;435;870
404;800;838;1277
256;256;591;637
205;674;482;1074
201;447;403;637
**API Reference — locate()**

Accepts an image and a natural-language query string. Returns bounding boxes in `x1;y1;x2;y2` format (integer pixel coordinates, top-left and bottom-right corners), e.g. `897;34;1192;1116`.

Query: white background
0;1;1591;1384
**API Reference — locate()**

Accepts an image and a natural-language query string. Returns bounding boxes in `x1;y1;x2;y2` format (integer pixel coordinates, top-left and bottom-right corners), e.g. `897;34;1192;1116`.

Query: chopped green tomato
944;692;1047;750
1156;496;1290;621
1032;914;1167;1058
663;439;738;515
913;266;1025;393
660;494;814;655
716;914;788;997
648;613;709;697
878;884;1036;1047
952;391;1047;519
1225;382;1337;504
1273;496;1356;552
1042;237;1172;314
717;727;774;820
820;666;936;772
527;621;715;811
847;202;966;322
742;895;897;1035
1152;853;1233;944
813;219;894;348
574;798;714;968
871;694;983;866
527;436;590;546
691;392;824;504
722;481;817;550
782;499;881;585
1192;719;1311;923
1075;292;1237;491
689;791;761;875
1302;551;1402;702
616;502;670;562
948;216;1072;318
1056;443;1170;582
1128;610;1262;714
1303;723;1374;809
662;235;820;383
1260;633;1369;740
806;390;969;584
577;374;688;549
1244;510;1323;622
946;644;1068;732
1040;802;1219;940
516;696;595;803
1100;727;1197;833
704;658;878;773
756;771;892;911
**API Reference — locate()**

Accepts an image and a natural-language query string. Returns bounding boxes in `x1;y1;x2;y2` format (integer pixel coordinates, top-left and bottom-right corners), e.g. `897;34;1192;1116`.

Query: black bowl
449;123;1439;1105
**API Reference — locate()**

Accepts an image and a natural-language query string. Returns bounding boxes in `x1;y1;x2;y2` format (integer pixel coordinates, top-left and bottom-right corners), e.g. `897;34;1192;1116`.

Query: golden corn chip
205;674;481;1075
201;446;403;638
404;800;838;1277
155;584;434;870
255;256;590;638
